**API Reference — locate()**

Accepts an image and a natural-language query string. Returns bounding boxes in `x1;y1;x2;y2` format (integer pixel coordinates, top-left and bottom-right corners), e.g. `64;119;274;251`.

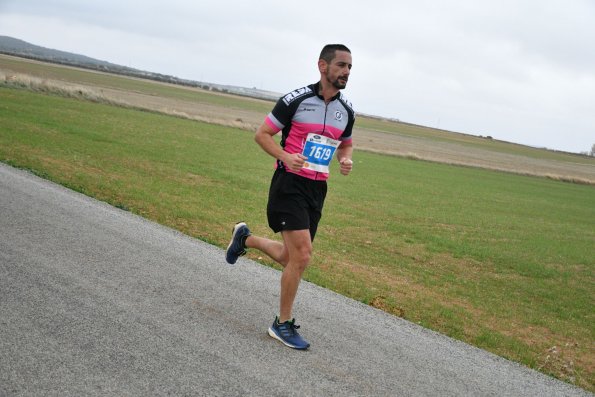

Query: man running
225;44;355;350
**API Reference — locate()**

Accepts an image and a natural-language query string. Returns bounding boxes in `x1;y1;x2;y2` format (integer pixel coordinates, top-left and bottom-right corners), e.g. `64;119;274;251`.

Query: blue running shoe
268;316;310;350
225;222;251;264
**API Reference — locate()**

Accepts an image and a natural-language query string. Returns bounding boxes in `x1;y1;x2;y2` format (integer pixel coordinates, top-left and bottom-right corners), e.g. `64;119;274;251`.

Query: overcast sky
1;0;594;153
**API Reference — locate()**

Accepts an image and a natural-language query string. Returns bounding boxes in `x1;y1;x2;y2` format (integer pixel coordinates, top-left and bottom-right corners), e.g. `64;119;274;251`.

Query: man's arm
254;123;307;172
336;142;353;176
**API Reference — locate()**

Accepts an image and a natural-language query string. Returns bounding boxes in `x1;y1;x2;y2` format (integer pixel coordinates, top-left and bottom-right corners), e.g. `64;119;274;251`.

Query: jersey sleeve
342;115;355;143
264;85;313;132
339;97;355;144
264;98;290;132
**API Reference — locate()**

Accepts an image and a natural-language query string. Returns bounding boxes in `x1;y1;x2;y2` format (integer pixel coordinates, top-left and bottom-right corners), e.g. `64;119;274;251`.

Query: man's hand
282;152;308;172
339;158;353;176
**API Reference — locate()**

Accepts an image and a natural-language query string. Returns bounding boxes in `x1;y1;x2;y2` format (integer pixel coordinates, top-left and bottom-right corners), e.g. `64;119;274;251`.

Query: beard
332;79;347;89
326;70;348;89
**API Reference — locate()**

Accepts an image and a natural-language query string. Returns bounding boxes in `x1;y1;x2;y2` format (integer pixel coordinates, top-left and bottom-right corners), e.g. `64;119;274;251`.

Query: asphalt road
0;162;590;397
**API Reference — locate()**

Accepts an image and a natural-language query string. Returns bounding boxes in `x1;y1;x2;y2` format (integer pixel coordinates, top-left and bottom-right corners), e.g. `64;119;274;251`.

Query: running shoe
268;316;310;350
225;222;251;264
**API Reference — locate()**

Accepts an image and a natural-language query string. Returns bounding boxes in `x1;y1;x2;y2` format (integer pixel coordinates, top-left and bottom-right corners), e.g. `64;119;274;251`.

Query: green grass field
1;85;593;391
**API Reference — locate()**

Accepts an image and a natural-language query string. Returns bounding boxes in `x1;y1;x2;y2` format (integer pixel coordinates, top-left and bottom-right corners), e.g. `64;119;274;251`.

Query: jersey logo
282;86;313;105
334;110;343;121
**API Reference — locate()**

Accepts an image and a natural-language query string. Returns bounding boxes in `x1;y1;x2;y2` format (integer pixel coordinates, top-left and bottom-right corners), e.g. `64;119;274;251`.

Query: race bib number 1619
302;133;340;174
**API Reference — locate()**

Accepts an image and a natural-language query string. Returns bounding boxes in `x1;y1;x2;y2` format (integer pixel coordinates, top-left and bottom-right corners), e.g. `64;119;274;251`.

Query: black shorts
267;168;328;241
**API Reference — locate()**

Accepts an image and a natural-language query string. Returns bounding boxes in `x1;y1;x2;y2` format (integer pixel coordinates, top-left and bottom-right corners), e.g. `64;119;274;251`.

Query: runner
226;44;355;350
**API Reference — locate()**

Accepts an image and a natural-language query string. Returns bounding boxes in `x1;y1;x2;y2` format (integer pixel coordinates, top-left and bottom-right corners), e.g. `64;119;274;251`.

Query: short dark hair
319;44;351;63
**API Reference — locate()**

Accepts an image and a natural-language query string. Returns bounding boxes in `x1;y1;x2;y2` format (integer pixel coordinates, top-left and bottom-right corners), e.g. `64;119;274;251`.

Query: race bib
302;133;340;173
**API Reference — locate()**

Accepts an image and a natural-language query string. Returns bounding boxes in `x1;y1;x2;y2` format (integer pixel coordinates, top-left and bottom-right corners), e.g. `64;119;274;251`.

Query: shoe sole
225;222;247;264
267;327;310;350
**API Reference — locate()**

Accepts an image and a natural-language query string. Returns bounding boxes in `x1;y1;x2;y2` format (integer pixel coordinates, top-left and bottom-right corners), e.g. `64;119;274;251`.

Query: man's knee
282;230;313;270
292;244;312;269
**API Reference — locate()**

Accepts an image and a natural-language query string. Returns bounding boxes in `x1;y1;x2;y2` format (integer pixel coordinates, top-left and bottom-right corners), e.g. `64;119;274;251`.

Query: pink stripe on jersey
284;167;327;181
265;116;282;131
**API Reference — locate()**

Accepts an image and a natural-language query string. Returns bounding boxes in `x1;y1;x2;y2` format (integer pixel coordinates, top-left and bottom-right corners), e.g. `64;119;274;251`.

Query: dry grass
1;71;110;103
0;70;260;131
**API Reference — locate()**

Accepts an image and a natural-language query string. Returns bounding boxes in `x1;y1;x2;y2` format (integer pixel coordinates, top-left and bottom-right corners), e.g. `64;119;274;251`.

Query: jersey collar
311;81;341;102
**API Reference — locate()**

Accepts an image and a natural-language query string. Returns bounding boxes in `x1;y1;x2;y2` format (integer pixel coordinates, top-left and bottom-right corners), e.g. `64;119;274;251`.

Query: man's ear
318;59;327;73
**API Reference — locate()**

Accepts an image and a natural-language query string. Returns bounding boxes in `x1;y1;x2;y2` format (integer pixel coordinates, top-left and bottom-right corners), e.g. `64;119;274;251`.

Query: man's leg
245;230;311;321
278;229;312;322
245;235;288;268
239;226;313;350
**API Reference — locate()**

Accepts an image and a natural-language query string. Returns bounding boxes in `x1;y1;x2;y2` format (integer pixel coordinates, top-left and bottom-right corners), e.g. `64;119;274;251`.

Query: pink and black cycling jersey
264;82;355;181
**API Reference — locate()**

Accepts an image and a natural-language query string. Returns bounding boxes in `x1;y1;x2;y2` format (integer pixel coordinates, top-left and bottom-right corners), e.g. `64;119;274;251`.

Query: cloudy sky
1;0;594;153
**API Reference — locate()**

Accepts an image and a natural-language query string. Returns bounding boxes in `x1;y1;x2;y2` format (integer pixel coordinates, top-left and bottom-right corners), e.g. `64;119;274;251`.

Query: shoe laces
278;319;300;337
